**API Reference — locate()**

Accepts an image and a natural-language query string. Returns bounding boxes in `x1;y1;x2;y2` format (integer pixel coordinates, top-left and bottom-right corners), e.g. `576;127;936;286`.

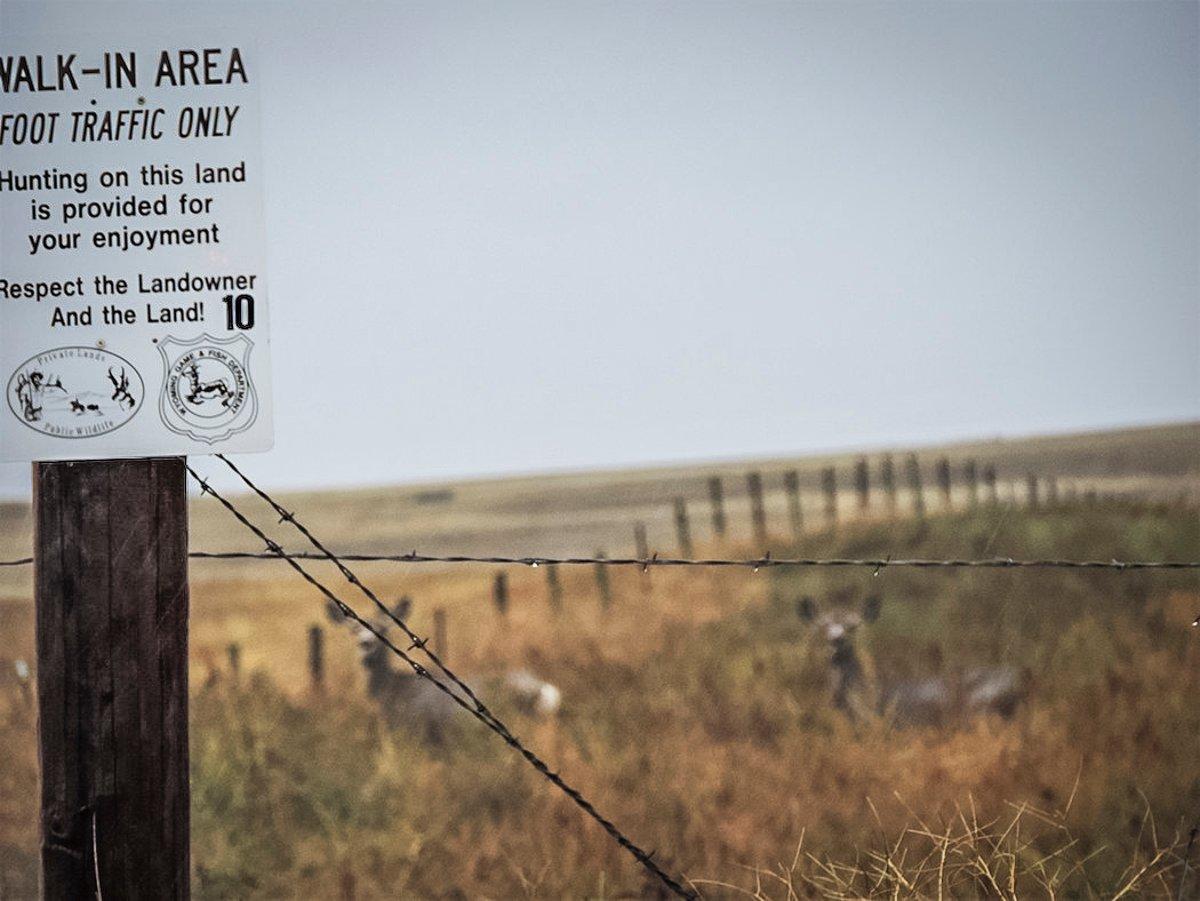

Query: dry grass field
0;422;1198;898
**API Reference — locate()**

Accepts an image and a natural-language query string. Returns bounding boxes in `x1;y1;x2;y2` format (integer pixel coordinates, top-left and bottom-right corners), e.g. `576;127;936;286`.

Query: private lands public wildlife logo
158;333;258;444
6;346;143;439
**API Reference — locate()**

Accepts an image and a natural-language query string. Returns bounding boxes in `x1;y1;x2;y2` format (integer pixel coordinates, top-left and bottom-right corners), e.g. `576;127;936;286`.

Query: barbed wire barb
190;459;696;900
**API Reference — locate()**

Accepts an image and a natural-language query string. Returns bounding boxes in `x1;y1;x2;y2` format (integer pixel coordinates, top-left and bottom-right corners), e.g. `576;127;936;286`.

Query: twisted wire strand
188;462;696;900
6;553;1196;570
217;455;497;727
185;551;1200;571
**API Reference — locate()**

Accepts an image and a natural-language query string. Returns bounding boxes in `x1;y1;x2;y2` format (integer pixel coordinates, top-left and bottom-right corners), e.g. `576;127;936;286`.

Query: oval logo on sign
7;346;143;439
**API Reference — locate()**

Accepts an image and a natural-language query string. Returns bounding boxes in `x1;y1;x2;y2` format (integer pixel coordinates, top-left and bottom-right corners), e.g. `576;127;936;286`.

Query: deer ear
796;596;818;621
862;594;882;623
324;599;345;624
391;596;412;621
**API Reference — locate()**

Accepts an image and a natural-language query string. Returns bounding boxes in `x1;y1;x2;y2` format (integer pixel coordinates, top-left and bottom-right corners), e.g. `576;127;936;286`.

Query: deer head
797;590;882;717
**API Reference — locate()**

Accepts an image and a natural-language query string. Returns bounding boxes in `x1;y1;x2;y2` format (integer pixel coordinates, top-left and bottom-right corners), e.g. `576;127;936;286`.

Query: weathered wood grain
35;458;189;900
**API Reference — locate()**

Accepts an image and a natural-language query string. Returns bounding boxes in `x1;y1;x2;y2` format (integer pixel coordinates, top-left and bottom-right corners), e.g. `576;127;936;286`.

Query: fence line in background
3;457;1192;573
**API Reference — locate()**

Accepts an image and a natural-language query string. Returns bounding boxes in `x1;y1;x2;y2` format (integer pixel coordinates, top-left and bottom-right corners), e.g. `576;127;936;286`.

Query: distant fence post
1045;476;1059;508
707;476;726;538
854;457;870;513
783;470;803;539
747;472;767;544
493;572;509;617
935;457;952;509
964;459;979;507
673;498;693;557
906;454;925;518
822;467;838;525
594;550;613;611
433;608;448;661
545;563;563;613
633;522;651;594
634;522;650;560
308;625;324;694
227;642;241;682
1026;474;1039;511
983;464;998;505
880;454;897;515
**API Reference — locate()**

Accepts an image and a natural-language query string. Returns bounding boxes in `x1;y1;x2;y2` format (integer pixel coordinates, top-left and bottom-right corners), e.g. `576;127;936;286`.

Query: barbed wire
3;551;1197;570
189;551;1200;571
189;458;696;900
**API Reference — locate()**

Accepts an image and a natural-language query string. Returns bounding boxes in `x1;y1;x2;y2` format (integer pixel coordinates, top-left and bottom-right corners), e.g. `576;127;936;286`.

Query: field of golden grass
0;422;1197;897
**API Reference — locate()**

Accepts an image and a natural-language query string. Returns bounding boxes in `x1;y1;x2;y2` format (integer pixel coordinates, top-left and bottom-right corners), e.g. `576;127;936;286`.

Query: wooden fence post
854;458;870;513
633;522;651;593
707;476;726;538
433;608;448;661
594;550;613;611
227;643;241;682
880;454;897;515
816;467;835;525
783;470;803;539
1045;476;1059;508
1026;474;1039;511
935;457;952;509
983;464;998;505
34;458;190;900
493;572;509;617
674;498;693;557
545;563;563;612
634;522;650;560
308;625;325;694
821;467;838;525
963;459;979;507
906;454;925;518
746;472;768;545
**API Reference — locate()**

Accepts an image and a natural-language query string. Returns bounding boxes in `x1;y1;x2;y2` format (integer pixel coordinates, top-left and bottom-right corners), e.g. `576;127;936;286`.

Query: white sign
0;36;272;461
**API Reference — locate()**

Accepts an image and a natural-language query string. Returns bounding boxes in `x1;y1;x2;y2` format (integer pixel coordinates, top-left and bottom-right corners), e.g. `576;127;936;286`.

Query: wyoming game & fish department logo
158;333;258;444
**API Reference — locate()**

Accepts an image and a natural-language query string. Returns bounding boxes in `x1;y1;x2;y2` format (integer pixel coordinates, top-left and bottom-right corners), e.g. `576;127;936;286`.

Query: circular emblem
6;346;143;439
158;334;258;444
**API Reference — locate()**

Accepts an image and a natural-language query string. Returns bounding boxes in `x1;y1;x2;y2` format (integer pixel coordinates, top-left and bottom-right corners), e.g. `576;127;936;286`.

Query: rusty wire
188;459;697;900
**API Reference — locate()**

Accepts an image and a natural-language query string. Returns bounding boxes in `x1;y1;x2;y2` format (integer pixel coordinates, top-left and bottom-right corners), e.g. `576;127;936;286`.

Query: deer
797;591;1025;728
183;363;233;407
333;597;562;743
68;398;102;415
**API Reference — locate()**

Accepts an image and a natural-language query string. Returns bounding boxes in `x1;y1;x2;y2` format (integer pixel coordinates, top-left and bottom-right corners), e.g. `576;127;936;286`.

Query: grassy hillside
1;421;1197;599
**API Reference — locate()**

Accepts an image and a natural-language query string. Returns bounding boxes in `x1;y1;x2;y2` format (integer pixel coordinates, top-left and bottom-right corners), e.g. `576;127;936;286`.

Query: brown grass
0;440;1197;897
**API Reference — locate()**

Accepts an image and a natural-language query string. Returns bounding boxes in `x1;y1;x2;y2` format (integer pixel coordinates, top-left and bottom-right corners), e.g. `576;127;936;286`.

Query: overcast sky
1;1;1196;496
